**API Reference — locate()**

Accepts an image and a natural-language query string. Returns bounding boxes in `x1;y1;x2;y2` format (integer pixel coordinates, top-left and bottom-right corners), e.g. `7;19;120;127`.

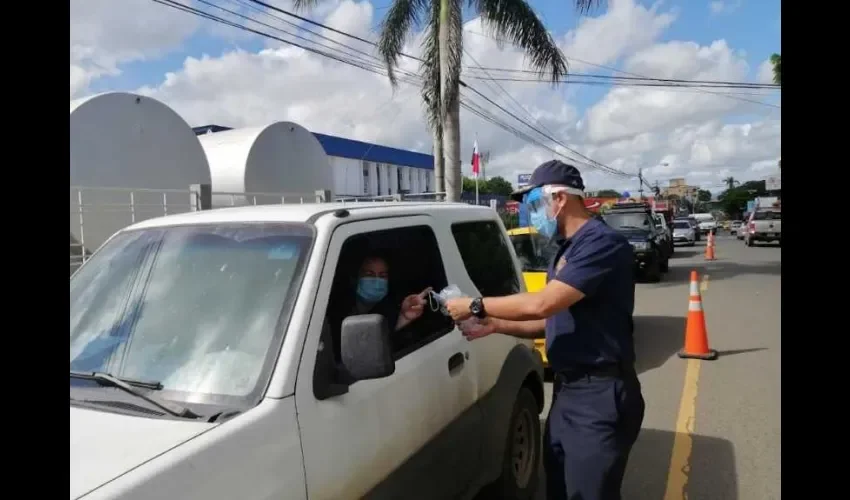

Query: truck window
753;211;781;221
451;221;521;297
70;223;313;407
510;232;559;273
326;225;454;363
603;212;652;230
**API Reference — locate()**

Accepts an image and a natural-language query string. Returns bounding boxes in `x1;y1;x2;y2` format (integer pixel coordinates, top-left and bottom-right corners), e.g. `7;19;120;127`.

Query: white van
70;202;545;500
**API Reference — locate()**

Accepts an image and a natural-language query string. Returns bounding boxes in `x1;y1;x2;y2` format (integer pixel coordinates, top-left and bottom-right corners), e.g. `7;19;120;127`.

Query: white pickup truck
70;202;545;500
692;213;717;234
744;209;782;246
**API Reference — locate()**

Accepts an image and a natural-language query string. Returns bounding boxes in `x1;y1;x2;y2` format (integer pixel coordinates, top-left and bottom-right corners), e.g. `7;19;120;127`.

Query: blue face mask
530;208;558;239
357;277;388;303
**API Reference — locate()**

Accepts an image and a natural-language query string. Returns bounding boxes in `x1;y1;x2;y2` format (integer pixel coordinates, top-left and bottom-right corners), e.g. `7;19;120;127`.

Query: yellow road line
663;359;702;500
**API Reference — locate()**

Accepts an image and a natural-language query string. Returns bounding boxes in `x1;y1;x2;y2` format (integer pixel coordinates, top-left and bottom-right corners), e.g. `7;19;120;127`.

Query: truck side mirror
341;314;395;381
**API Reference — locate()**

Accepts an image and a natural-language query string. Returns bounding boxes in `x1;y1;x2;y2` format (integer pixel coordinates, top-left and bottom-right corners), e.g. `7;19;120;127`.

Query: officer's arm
486;318;545;338
481;233;623;320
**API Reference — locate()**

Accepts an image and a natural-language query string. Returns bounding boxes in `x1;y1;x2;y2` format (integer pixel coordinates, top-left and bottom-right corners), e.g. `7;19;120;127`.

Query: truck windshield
603;213;651;230
510;232;559;272
70;223;313;405
753;211;781;220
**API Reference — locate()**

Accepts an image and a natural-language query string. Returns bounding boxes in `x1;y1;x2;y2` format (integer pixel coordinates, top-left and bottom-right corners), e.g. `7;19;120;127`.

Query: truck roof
124;202;493;231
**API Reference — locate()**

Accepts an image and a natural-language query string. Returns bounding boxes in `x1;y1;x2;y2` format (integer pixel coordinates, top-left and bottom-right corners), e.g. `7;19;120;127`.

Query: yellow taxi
506;226;559;368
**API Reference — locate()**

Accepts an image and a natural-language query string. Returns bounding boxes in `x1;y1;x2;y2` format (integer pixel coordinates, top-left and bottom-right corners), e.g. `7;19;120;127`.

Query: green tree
485;176;513;196
461;175;514;196
595;189;622;198
723;177;737;190
770;53;781;85
294;0;601;202
718;180;767;218
697;189;712;202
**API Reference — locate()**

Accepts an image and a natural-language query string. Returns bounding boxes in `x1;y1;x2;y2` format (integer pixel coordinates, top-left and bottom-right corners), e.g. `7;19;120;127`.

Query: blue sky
73;0;782;192
90;0;782;108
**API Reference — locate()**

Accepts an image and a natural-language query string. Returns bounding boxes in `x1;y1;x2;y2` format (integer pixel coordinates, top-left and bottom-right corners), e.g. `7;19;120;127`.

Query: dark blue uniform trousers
544;369;645;500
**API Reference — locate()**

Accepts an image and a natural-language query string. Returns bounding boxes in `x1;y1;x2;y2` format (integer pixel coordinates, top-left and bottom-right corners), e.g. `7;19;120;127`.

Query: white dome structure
198;122;333;207
70;91;210;273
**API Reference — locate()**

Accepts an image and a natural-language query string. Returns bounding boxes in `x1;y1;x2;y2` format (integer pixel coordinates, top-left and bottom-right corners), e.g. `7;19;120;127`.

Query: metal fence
69;184;507;274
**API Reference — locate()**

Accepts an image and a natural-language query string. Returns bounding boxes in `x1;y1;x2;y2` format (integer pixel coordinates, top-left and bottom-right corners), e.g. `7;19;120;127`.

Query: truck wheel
490;388;540;500
660;258;669;273
645;258;662;282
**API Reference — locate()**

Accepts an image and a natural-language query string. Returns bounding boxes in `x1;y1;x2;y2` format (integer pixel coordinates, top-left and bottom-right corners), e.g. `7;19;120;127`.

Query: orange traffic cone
704;232;716;261
678;270;718;360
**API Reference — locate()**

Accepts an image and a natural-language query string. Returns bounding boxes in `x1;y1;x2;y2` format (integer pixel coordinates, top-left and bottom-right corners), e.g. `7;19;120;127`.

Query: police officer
445;160;645;500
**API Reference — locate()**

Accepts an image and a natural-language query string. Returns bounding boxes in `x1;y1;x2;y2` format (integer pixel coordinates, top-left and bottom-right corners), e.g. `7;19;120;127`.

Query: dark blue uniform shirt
545;218;636;372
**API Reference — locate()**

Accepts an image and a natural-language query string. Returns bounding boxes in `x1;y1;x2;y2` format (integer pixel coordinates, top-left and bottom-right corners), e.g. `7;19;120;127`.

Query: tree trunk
438;0;461;202
432;126;444;199
443;98;461;202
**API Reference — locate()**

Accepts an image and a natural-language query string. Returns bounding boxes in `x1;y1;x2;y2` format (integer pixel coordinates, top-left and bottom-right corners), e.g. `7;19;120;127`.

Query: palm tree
294;0;597;201
770;53;781;85
723;176;738;190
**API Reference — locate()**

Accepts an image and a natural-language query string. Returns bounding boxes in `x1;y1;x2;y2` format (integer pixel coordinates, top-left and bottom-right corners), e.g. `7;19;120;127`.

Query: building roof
192;125;434;170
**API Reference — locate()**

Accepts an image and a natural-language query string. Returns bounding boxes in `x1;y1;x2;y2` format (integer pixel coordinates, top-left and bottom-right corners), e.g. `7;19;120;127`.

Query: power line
150;0;628;178
464;29;780;109
245;1;775;93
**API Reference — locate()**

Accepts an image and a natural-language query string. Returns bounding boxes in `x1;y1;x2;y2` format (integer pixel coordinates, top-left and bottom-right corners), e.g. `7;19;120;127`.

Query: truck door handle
448;352;465;373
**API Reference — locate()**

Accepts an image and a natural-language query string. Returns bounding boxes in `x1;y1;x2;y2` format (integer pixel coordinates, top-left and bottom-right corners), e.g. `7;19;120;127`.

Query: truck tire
489;388;541;500
660;257;669;272
645;258;662;282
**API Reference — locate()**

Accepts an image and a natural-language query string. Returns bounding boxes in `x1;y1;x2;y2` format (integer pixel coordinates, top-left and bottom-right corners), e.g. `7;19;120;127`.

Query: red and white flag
471;140;481;177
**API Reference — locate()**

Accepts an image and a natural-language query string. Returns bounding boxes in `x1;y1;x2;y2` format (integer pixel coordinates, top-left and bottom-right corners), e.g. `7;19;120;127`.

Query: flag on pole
471;140;481;178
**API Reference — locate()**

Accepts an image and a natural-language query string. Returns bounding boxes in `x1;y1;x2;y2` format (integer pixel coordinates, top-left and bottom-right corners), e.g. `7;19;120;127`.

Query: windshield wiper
617;225;646;230
70;370;201;419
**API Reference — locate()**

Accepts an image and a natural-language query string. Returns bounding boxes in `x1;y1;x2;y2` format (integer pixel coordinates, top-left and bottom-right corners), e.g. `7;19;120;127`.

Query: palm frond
292;0;323;11
471;0;568;83
572;0;606;14
377;0;427;87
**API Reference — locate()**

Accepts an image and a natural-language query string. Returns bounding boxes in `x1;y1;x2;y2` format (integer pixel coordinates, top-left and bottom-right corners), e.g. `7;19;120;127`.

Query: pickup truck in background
744;209;781;246
693;213;718;235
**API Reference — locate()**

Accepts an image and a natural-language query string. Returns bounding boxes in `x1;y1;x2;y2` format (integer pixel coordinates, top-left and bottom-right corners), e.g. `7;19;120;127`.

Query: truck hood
70;405;215;499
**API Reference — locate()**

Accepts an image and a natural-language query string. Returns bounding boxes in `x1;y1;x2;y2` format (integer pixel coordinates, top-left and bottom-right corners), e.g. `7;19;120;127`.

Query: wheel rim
510;408;537;488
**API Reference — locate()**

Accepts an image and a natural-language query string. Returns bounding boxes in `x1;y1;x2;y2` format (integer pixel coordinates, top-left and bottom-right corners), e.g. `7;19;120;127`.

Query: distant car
730;220;743;235
675;216;700;241
671;220;696;246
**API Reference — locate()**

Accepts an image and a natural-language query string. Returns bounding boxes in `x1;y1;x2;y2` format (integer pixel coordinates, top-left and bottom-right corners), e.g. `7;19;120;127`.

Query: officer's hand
461;317;497;341
445;297;473;321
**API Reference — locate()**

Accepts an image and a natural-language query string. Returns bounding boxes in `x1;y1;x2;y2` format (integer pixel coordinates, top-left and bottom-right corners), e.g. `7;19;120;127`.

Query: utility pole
638;168;644;200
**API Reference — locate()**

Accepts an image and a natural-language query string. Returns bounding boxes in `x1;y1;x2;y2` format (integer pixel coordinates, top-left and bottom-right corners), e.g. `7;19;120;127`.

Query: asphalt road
533;232;781;500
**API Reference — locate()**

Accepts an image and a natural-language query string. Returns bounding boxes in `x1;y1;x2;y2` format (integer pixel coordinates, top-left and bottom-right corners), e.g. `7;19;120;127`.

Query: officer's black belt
554;363;634;384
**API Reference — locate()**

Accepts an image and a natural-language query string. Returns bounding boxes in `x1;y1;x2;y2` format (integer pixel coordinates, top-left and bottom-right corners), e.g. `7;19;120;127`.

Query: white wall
329;157;431;197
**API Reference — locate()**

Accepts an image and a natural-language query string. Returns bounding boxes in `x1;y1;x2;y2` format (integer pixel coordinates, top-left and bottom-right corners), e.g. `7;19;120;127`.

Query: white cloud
71;0;781;194
709;0;742;15
70;0;199;98
756;58;775;84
